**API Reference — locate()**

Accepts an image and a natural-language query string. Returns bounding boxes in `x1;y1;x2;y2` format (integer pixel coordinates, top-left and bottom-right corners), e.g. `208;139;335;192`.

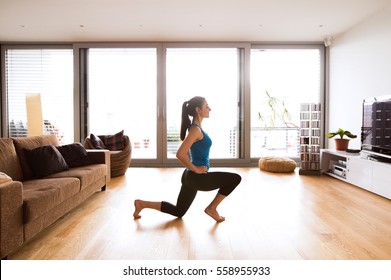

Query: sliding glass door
165;47;244;161
85;45;246;165
87;48;158;159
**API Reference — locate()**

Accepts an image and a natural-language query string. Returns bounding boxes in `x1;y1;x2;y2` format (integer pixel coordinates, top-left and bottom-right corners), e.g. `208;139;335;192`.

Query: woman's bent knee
235;173;242;185
230;173;241;187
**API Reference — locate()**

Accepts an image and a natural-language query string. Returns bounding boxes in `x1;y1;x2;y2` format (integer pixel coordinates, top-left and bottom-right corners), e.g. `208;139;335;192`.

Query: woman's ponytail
180;101;191;141
179;96;205;141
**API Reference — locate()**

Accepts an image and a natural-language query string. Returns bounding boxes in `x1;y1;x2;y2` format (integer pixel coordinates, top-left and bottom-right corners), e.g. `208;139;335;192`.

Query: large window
165;48;243;159
87;48;157;159
3;48;73;143
85;45;245;164
1;43;324;166
250;47;323;158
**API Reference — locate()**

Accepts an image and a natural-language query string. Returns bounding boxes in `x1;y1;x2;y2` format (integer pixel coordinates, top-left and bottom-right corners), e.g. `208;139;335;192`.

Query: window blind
5;48;73;143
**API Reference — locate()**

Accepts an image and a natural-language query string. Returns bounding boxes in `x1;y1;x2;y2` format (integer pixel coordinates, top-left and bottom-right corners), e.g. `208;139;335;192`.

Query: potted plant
326;128;357;151
257;90;298;128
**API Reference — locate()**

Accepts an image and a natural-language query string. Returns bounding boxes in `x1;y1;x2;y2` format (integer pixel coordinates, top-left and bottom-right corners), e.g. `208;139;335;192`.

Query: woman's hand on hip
193;165;208;174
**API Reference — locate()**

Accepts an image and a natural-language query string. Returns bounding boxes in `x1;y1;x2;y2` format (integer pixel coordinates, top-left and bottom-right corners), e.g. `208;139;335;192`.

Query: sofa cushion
90;134;106;149
46;164;107;190
22;177;80;222
24;145;69;179
0;138;24;181
56;143;91;168
99;130;124;151
12;135;60;180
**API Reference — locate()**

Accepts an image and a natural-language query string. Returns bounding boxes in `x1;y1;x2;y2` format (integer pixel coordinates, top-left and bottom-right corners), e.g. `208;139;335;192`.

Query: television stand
321;149;391;199
367;154;391;163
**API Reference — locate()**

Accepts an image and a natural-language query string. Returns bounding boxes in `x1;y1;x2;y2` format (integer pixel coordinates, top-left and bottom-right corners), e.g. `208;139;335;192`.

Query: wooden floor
8;167;391;260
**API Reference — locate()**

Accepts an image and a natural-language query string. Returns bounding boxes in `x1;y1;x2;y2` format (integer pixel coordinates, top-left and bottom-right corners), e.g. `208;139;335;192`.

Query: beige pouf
258;156;297;173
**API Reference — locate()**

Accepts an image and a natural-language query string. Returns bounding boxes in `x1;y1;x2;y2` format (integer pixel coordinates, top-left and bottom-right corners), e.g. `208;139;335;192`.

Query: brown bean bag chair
258;156;296;173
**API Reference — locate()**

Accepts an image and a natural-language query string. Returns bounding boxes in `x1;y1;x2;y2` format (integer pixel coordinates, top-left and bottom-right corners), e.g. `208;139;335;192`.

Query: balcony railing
251;126;300;157
8;120;65;144
167;126;300;158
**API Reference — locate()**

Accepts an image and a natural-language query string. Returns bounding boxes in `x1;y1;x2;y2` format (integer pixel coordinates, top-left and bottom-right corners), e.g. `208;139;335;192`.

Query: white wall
328;4;391;149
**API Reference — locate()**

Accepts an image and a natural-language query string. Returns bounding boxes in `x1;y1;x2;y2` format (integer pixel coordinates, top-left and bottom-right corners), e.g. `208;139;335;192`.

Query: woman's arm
176;126;207;174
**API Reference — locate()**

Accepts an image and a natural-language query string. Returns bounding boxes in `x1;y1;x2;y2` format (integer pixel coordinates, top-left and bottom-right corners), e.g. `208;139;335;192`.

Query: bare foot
205;207;225;223
133;199;143;219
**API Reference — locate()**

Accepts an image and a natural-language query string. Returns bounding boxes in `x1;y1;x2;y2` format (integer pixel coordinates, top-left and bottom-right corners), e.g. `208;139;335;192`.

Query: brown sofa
0;135;110;259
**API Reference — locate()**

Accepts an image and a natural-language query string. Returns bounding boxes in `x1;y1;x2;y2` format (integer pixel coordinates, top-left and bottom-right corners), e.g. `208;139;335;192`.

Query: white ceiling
0;0;390;43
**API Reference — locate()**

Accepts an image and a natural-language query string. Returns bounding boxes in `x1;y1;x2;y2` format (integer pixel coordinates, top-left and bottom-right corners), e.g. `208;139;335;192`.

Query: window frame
74;42;251;167
1;42;325;168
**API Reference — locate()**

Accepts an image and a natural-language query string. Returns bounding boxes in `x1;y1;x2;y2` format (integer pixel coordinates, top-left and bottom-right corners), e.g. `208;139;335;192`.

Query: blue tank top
189;124;212;169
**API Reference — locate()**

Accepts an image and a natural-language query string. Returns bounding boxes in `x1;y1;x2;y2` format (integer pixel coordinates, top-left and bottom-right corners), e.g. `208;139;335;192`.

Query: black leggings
161;169;241;218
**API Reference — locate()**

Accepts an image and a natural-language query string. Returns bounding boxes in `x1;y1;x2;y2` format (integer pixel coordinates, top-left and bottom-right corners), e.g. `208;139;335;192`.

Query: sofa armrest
86;149;111;184
0;181;24;259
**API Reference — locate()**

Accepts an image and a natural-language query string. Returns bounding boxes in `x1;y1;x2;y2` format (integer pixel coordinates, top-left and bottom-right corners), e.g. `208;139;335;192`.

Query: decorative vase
335;139;350;151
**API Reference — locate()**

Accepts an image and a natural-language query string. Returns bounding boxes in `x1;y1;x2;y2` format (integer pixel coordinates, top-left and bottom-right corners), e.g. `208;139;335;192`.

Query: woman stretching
133;96;241;222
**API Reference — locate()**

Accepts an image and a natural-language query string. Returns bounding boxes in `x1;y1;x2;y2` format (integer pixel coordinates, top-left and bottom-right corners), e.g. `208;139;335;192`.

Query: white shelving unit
321;149;391;199
299;103;321;175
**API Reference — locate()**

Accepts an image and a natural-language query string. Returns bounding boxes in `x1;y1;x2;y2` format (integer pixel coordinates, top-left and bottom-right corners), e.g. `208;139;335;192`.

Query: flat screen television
361;95;391;161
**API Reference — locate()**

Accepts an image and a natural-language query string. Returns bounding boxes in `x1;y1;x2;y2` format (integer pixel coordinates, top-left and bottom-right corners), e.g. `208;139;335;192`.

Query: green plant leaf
327;128;357;139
